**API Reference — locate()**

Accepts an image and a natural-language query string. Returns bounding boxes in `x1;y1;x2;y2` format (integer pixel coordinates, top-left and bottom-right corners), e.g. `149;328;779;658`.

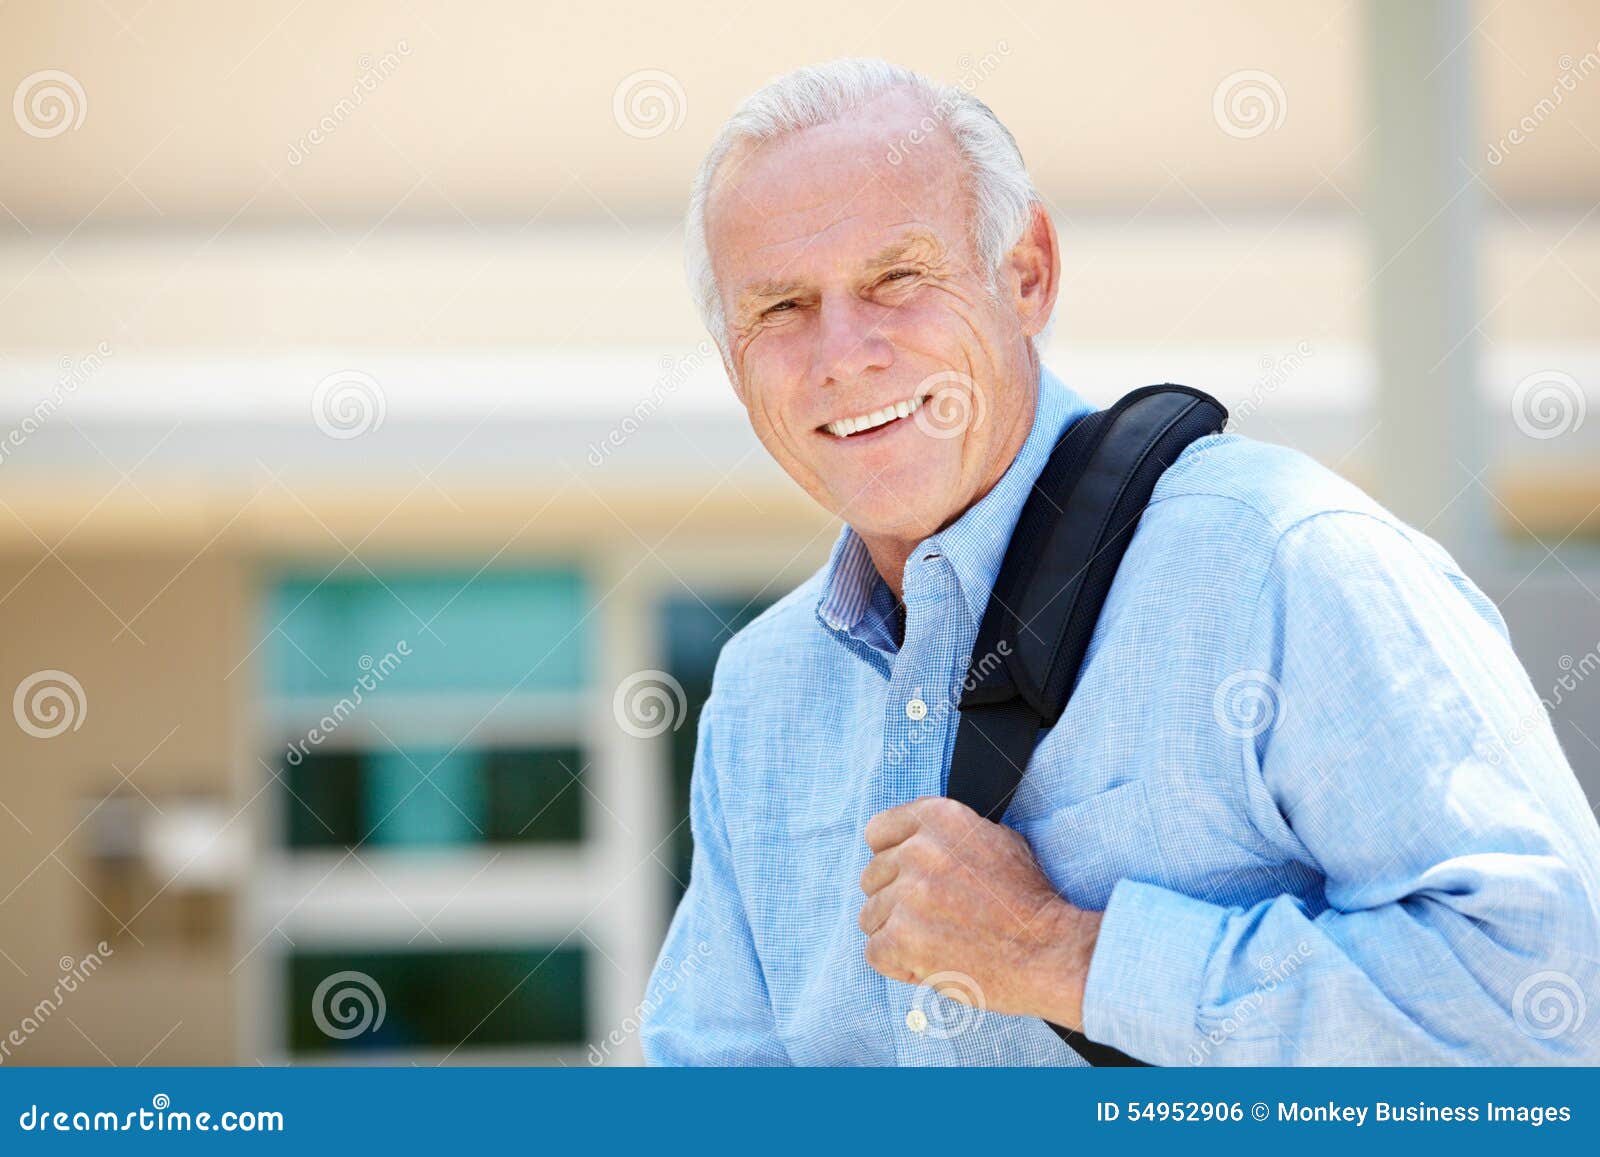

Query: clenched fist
858;796;1101;1029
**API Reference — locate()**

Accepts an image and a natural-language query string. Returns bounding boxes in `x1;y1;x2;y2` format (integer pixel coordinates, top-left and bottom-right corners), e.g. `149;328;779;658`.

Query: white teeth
826;394;925;437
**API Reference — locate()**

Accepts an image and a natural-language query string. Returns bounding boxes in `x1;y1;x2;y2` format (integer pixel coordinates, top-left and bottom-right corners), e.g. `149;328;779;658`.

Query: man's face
705;90;1044;546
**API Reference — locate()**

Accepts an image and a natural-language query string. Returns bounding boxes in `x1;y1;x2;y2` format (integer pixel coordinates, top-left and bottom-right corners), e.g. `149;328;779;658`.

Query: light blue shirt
641;367;1600;1066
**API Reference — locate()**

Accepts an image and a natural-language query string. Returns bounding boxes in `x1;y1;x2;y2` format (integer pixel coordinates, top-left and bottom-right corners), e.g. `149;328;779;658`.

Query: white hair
685;57;1050;354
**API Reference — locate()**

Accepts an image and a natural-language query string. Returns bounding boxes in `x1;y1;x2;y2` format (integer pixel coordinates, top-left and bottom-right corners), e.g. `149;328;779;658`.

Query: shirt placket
880;547;971;1062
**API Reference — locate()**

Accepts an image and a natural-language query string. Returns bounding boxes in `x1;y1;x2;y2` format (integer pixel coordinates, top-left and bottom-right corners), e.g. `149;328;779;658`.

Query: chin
833;489;951;543
819;455;956;530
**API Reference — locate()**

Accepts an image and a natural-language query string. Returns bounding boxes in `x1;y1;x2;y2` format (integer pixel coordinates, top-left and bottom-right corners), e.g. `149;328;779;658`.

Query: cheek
738;336;811;430
900;287;1000;366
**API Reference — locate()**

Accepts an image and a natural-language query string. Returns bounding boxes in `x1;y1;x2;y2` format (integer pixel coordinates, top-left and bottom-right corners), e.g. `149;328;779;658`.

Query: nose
813;293;894;387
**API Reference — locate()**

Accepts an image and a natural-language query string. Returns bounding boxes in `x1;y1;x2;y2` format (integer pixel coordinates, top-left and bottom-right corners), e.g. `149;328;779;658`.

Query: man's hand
859;796;1101;1029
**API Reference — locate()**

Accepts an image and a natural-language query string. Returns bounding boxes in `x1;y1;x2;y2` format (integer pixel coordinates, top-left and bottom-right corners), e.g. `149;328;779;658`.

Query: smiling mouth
821;393;929;438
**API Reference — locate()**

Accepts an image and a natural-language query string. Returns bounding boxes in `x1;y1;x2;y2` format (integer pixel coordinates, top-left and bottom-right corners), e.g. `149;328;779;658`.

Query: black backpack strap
946;384;1228;1067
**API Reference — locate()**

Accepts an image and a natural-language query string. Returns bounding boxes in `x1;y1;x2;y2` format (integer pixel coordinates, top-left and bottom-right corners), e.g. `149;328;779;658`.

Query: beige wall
3;0;1598;228
3;3;1597;374
0;551;247;1064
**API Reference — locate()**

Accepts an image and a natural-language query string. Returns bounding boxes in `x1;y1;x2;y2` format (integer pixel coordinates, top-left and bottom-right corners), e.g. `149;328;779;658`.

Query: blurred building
1;0;1598;1064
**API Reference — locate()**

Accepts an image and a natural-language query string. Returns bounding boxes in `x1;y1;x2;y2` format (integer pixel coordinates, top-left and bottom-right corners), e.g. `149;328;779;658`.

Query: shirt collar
816;365;1093;638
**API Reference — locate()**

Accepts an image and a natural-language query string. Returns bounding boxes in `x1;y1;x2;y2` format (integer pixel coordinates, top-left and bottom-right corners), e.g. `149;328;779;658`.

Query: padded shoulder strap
943;384;1227;1067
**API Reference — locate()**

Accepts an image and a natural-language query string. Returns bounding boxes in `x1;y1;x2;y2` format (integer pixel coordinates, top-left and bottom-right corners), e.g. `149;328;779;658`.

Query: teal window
266;565;594;1061
263;568;589;699
661;594;774;901
287;947;586;1055
266;566;590;850
282;747;584;848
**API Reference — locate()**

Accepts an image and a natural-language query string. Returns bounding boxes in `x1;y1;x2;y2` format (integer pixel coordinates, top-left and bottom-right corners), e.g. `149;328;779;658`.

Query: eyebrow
861;234;934;270
740;277;805;304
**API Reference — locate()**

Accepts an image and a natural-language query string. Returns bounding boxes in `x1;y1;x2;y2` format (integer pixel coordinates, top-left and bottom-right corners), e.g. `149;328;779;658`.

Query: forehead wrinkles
714;150;875;253
716;174;961;302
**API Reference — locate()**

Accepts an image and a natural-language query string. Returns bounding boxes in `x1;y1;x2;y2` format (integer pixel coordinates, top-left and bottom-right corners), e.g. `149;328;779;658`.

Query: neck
862;537;918;602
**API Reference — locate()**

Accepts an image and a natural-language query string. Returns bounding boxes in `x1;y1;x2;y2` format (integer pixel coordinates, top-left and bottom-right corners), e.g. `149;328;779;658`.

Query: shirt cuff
1081;878;1230;1066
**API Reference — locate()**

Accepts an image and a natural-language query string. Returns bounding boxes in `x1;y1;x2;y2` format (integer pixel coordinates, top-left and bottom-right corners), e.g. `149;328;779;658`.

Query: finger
857;883;900;936
864;798;933;851
864;925;915;983
915;795;983;837
859;850;901;896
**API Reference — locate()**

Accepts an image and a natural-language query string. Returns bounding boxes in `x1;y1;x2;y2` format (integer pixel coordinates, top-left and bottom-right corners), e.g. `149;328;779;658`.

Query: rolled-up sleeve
640;689;790;1066
1083;510;1600;1065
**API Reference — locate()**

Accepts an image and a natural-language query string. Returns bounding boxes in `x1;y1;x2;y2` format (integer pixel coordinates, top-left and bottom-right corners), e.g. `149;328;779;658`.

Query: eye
879;268;918;285
762;299;799;317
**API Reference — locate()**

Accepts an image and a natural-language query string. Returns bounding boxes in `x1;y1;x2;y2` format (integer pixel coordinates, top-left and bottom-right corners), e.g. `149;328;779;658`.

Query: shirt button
905;697;928;721
905;1008;928;1034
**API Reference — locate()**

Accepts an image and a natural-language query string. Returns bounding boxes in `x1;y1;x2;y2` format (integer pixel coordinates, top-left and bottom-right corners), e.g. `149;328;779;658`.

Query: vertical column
1368;0;1490;566
587;550;670;1064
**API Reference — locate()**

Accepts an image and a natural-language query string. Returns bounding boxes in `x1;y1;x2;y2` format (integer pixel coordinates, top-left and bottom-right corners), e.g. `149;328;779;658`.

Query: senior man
639;59;1600;1066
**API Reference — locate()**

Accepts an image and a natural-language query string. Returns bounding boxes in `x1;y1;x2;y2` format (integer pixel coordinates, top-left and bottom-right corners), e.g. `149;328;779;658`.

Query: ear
1003;202;1060;340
